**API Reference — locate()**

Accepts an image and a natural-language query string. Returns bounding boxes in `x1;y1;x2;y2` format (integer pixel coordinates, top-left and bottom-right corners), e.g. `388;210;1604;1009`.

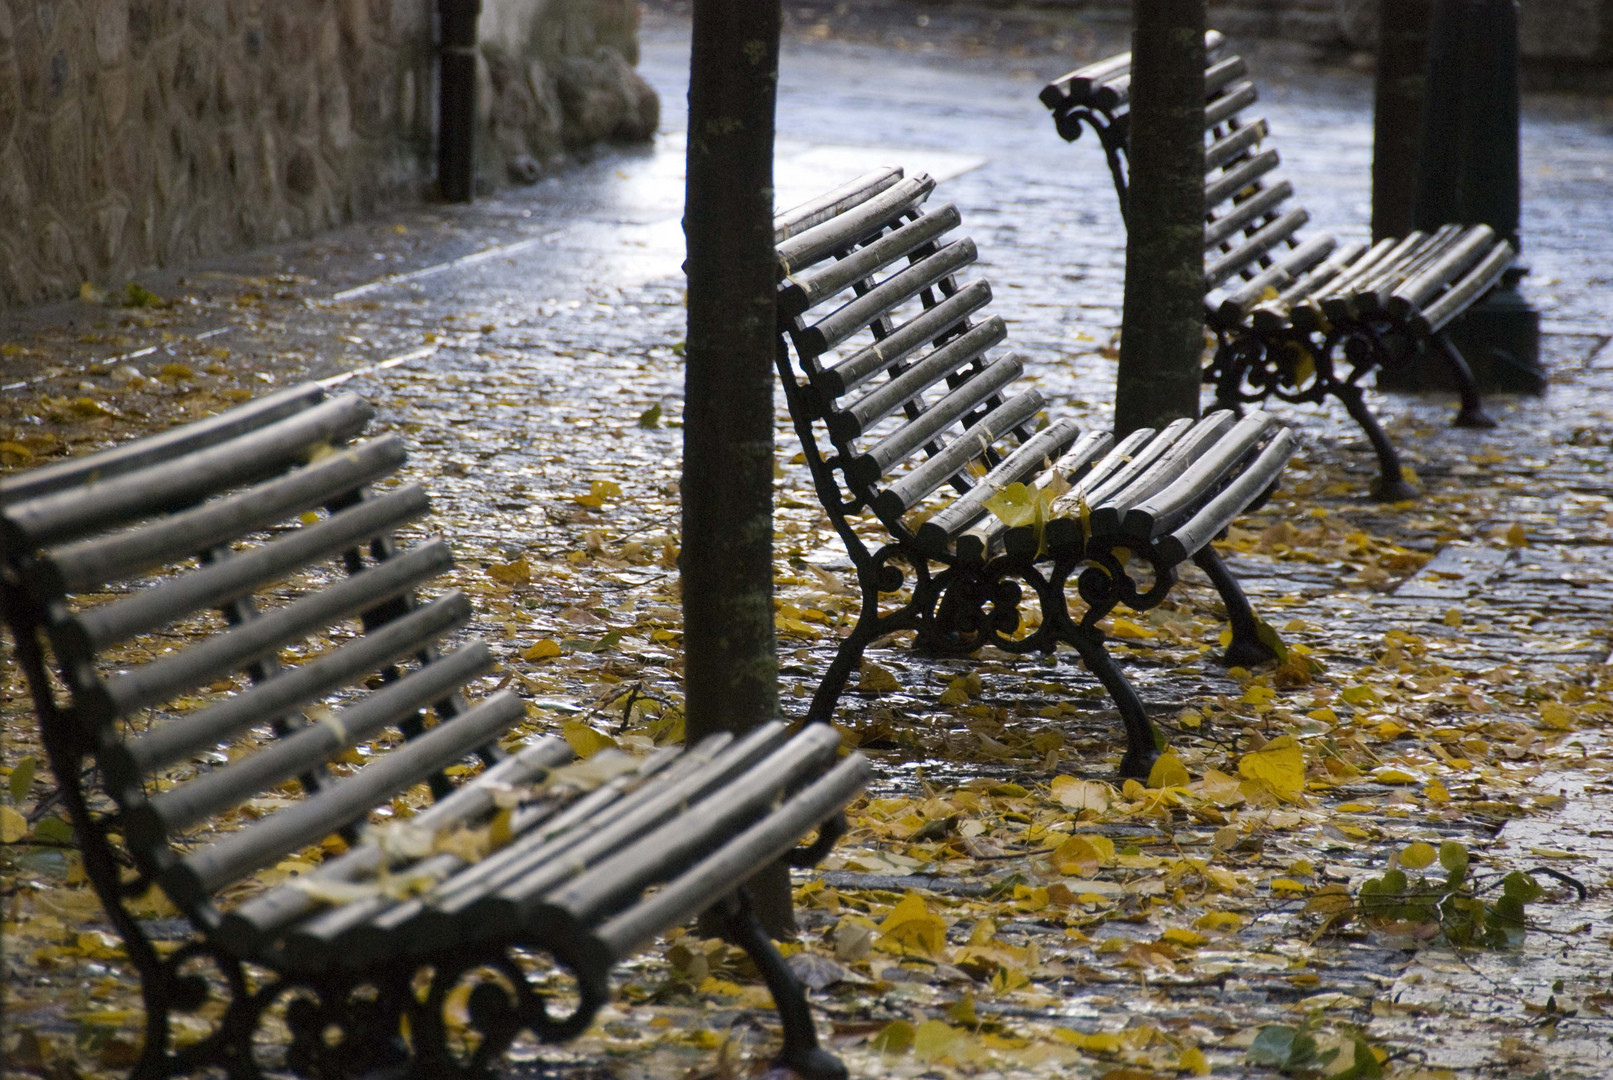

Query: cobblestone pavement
3;4;1613;1077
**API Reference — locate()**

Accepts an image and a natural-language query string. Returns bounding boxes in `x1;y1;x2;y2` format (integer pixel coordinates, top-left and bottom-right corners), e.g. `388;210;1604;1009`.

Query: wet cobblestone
3;4;1613;1077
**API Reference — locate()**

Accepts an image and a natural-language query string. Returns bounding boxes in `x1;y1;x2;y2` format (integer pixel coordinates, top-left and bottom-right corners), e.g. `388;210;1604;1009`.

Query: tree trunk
1115;2;1207;436
682;0;792;937
1371;0;1433;242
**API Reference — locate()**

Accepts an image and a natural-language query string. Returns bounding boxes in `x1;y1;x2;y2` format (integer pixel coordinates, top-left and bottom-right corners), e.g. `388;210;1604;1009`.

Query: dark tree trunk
1115;2;1207;436
1372;0;1433;242
682;0;793;936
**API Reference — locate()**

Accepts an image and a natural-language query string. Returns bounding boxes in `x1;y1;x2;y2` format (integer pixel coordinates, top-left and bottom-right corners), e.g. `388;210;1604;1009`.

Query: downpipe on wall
438;0;482;203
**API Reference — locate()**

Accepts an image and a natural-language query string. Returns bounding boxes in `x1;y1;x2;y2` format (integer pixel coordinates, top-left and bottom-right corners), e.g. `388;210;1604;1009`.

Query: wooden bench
0;384;867;1080
1041;31;1514;501
774;168;1296;780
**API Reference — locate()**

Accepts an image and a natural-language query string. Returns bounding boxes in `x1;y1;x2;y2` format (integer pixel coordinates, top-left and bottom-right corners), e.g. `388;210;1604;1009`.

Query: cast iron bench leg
807;615;879;726
718;891;847;1080
1431;333;1499;429
1068;630;1159;781
1192;546;1278;668
1331;381;1419;502
1206;336;1262;414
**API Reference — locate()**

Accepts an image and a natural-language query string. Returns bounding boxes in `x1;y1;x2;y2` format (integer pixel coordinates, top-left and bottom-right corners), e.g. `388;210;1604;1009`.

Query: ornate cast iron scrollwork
415;942;608;1076
1209;329;1344;410
927;563;1022;656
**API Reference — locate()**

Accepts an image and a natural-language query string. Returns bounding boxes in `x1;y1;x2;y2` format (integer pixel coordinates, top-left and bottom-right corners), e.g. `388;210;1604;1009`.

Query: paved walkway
3;5;1613;1077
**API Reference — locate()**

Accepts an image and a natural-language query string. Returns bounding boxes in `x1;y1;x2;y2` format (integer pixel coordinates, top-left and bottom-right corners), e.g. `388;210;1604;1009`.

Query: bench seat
1042;31;1514;501
0;384;866;1080
776;169;1295;779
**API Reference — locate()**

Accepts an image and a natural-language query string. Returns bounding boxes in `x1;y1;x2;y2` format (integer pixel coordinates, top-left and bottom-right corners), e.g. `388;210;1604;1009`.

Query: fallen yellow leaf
1147;752;1190;789
878;892;949;959
1237;735;1306;799
520;638;562;661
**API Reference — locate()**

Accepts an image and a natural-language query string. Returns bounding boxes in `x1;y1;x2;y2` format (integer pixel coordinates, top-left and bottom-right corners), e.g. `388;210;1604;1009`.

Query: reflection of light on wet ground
329;133;986;300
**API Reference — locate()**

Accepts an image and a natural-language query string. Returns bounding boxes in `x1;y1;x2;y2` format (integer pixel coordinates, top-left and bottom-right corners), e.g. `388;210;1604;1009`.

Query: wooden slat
779;204;961;320
871;390;1045;520
126;642;495;846
1121;413;1274;539
267;746;687;968
216;736;576;955
0;383;326;506
1155;429;1296;566
1205;82;1259;130
87;540;454;723
1203;181;1293;250
830;317;1007;442
33;437;409;597
1204;149;1280;213
776;174;934;274
479;727;844;931
850;354;1022;485
1349;225;1466;317
1080;43;1243;114
593;755;871;963
117;592;472;777
1286;236;1403;332
812;280;992;399
1204;55;1251;98
774;166;905;245
978;430;1116;560
1077;419;1196;512
1;394;374;549
61;485;430;654
1088;412;1238;535
1411;241;1515;335
162;690;522;906
793;238;977;359
1035;427;1160;554
382;725;791;958
1260;238;1373;333
1204;120;1267;172
1041;30;1225;109
1040;50;1135;109
1387;226;1497;317
1214;234;1336;325
912;419;1081;559
1204;207;1311;290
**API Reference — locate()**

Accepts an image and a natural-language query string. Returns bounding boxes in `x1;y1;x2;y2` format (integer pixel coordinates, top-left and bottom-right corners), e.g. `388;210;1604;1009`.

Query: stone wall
477;0;658;181
0;0;660;311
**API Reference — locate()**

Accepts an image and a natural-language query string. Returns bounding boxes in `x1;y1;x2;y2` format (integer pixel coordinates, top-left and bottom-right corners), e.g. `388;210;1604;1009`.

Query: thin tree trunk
1115;2;1207;436
682;0;792;936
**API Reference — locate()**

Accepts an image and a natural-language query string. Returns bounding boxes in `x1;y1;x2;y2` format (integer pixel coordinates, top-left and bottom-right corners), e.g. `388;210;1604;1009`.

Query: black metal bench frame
1041;31;1515;501
0;383;867;1080
774;169;1295;780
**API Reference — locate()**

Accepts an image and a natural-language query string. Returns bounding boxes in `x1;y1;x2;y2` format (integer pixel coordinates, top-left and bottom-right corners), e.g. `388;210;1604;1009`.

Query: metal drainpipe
438;0;481;203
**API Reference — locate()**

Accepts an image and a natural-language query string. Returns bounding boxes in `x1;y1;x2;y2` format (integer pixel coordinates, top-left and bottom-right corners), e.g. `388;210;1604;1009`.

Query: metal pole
1405;0;1543;393
1370;0;1433;243
438;0;481;204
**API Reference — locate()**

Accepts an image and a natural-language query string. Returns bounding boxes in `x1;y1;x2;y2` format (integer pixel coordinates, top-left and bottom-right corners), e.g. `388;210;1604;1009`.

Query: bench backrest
1041;33;1350;327
0;385;518;930
1041;35;1516;337
774;168;1116;567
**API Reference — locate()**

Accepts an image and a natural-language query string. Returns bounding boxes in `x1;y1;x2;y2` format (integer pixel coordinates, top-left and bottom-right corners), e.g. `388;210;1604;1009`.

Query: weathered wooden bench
775;168;1296;780
0;384;868;1080
1041;31;1514;501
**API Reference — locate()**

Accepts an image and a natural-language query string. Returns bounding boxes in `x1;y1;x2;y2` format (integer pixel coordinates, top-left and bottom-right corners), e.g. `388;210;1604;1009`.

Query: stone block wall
478;0;658;180
0;1;438;308
0;0;660;311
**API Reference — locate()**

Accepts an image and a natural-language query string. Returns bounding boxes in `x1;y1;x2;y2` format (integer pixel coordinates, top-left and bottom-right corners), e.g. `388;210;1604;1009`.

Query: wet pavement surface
4;3;1613;1077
